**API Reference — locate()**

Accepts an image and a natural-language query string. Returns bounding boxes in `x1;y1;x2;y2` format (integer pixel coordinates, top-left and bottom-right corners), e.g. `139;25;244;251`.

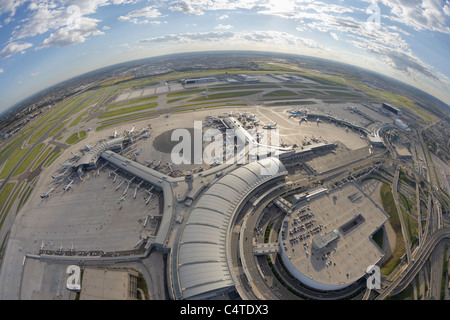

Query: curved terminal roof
176;157;287;299
76;137;124;168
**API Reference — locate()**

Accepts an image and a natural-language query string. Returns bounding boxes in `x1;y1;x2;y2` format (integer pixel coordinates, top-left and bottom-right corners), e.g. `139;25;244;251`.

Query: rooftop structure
76;137;124;170
80;268;138;300
394;119;409;131
184;77;218;84
279;183;389;291
382;103;403;116
395;145;413;159
173;157;287;300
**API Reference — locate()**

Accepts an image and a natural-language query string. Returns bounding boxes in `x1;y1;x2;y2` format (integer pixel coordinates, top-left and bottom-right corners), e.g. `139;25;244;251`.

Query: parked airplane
109;129;118;138
263;123;277;129
198;89;210;96
59;162;73;168
203;122;213;127
246;115;256;120
288;109;303;115
71;152;80;158
63;180;74;192
142;132;152;139
253;120;261;126
134;148;143;156
316;118;321;124
126;126;135;134
83;144;91;151
345;127;349;133
298;116;308;123
311;136;320;142
52;173;64;180
165;114;170;118
41;188;54;199
281;139;289;148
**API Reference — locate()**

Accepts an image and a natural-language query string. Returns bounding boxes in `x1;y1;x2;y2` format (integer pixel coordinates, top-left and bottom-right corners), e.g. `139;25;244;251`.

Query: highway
392;166;412;264
376;228;450;299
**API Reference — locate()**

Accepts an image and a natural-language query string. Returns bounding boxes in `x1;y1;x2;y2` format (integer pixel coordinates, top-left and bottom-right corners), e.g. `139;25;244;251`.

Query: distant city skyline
0;0;449;113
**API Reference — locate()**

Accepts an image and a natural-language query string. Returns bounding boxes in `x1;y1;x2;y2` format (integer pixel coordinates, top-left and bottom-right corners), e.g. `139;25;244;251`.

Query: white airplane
316;118;321;124
142;132;152;139
119;195;127;202
263;123;277;129
110;129;118;138
298;116;308;123
71;152;80;158
59;162;72;168
281;139;289;148
312;136;319;142
198;89;210;96
126;126;135;134
83;144;91;151
52;173;64;180
134;148;143;156
145;160;154;167
345;127;349;133
253;120;261;126
63;180;74;192
41;188;54;199
246;115;256;120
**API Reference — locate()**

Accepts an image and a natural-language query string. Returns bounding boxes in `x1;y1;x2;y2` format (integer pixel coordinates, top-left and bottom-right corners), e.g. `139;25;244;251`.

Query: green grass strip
99;102;157;119
13;143;45;176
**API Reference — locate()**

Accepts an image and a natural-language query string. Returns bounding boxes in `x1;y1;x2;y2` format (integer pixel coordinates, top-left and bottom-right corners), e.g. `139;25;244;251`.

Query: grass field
379;183;406;276
43;149;61;167
105;96;157;110
166;89;205;98
262;90;298;97
31;146;53;171
188;90;263;102
27;121;56;145
65;131;86;144
13;143;45;176
99;102;157;119
167;97;186;104
0;182;16;213
0;146;30;180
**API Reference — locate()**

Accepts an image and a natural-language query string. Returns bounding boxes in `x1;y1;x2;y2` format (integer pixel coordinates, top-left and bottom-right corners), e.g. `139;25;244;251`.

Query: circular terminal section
279;183;389;291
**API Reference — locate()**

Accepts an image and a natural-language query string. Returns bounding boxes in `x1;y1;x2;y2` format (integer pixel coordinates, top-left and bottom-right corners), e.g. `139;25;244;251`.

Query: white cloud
138;30;323;52
0;68;4;73
38;17;104;49
118;5;165;23
376;0;450;34
215;24;233;30
29;71;39;77
0;41;33;59
329;32;339;40
218;14;229;20
103;25;110;30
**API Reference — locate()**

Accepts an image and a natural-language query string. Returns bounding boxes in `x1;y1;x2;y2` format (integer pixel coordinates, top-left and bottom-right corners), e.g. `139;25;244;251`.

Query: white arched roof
177;157;286;299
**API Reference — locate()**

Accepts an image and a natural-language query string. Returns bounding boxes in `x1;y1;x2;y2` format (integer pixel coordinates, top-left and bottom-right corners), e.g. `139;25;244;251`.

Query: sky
0;0;449;113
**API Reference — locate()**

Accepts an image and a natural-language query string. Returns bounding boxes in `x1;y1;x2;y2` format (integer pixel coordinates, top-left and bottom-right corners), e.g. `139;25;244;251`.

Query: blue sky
0;0;449;113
